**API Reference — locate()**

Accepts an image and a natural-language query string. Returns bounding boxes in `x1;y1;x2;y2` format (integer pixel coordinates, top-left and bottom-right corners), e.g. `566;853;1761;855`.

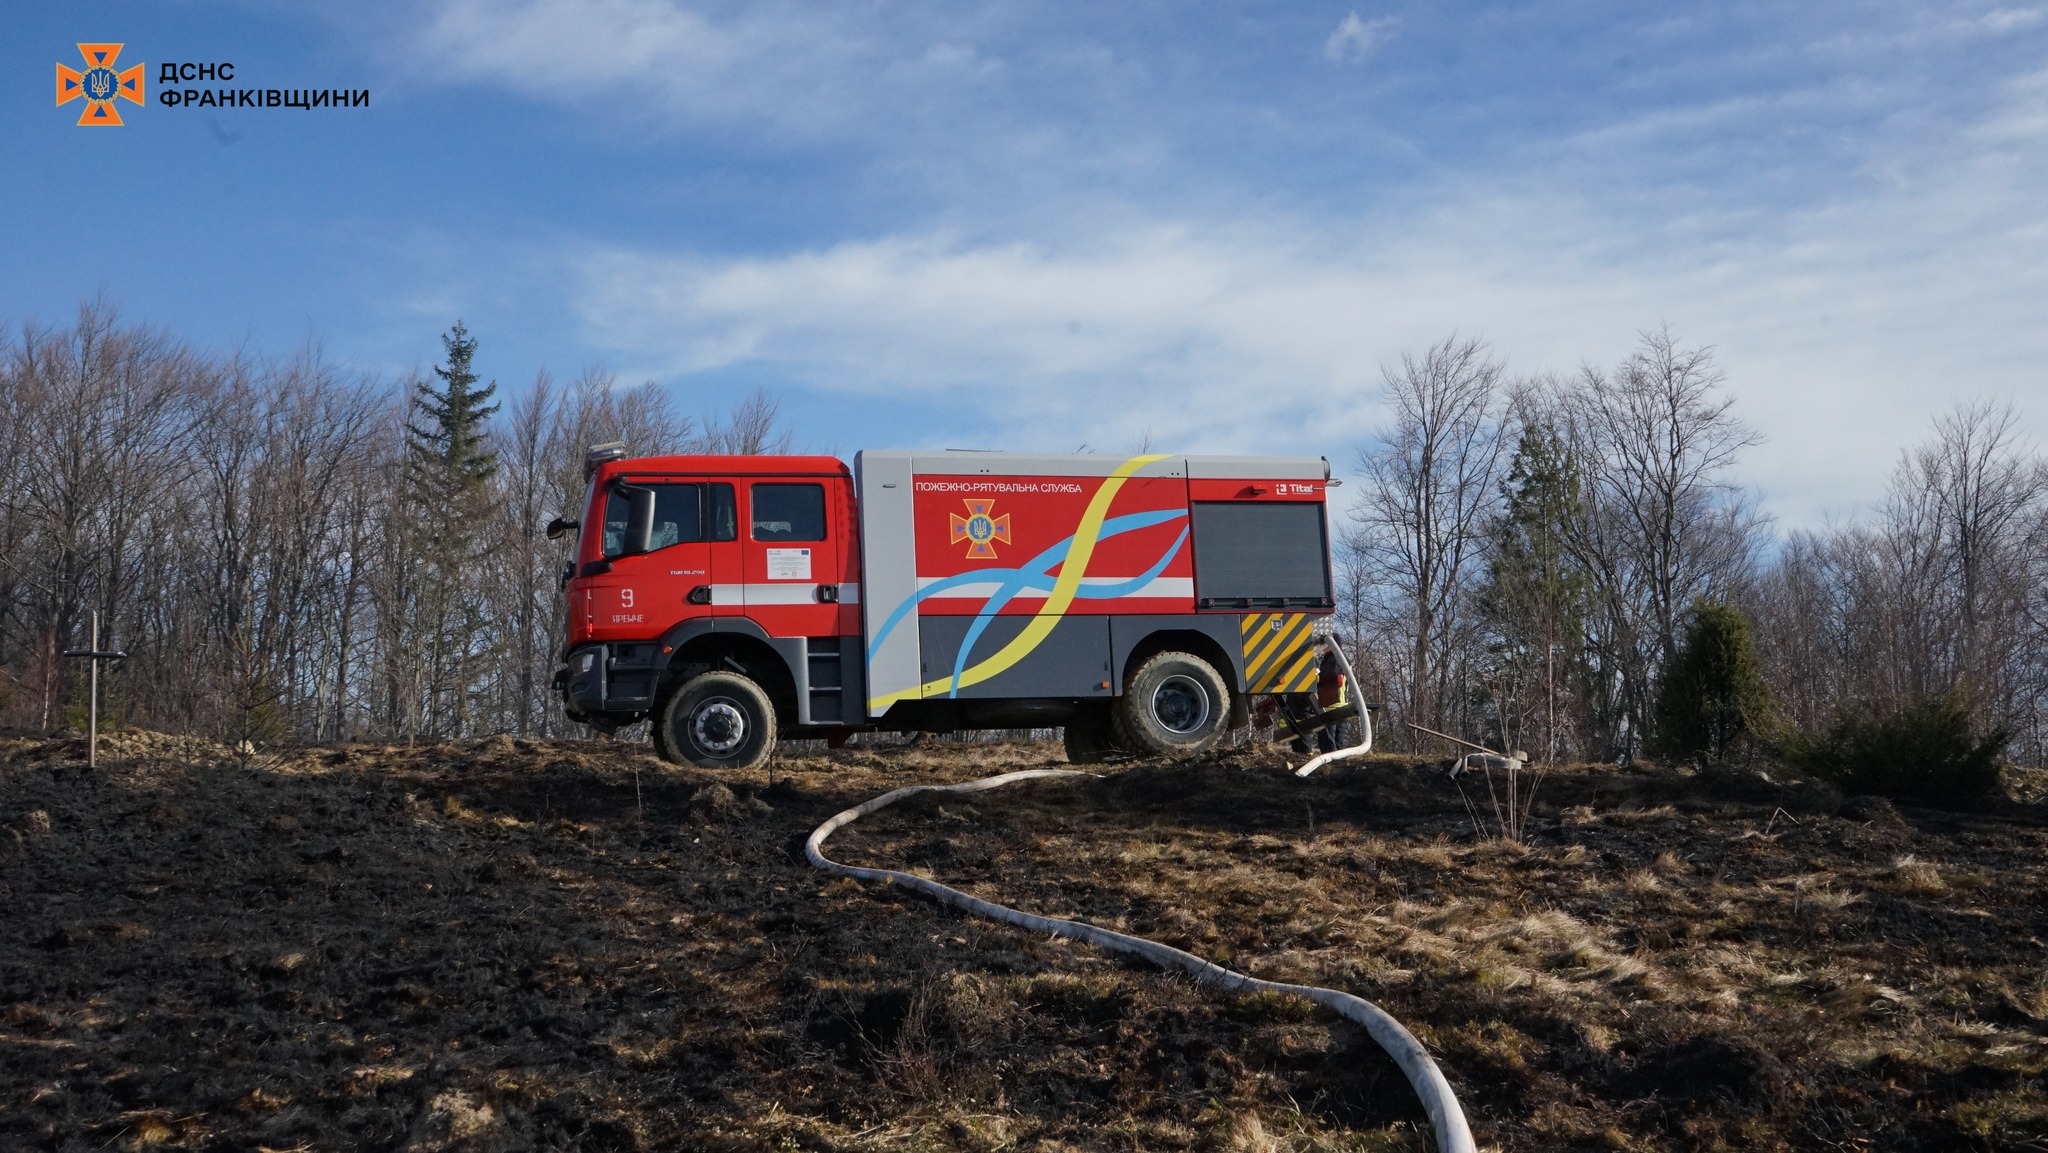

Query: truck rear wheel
658;671;777;771
1062;702;1119;764
1112;651;1230;757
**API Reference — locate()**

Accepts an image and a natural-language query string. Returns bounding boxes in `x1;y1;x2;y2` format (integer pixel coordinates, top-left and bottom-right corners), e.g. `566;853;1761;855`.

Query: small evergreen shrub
1650;601;1775;766
1782;689;2007;807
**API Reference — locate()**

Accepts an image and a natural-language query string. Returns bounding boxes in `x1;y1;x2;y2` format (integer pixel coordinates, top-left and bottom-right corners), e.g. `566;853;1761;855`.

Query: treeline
3;304;2041;768
0;302;784;745
1335;330;2047;768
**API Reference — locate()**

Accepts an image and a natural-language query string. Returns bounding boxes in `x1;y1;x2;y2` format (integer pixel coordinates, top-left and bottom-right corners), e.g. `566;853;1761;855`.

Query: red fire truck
552;446;1339;769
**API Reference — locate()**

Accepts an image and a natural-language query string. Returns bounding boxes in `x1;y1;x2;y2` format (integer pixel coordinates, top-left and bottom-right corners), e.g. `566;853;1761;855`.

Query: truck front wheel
1112;652;1230;757
658;671;777;771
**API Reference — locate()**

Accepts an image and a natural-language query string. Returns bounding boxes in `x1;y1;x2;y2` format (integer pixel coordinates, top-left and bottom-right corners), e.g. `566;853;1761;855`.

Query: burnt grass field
3;731;2046;1152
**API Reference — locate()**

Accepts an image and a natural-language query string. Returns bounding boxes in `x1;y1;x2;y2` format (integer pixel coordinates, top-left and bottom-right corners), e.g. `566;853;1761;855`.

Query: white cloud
1974;7;2046;33
393;0;972;138
374;0;1147;204
1325;13;1400;64
361;2;2048;526
564;82;2048;526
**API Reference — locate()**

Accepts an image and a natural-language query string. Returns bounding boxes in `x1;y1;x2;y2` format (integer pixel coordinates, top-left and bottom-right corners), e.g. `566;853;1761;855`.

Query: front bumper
555;642;666;723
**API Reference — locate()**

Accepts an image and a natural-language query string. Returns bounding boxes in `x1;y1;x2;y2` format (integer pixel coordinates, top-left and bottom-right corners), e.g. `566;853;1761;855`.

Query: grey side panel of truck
854;450;919;720
1183;455;1329;480
917;615;1116;700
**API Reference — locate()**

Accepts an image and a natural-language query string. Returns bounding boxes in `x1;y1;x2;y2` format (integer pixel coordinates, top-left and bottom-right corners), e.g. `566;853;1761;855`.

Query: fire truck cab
554;447;1337;769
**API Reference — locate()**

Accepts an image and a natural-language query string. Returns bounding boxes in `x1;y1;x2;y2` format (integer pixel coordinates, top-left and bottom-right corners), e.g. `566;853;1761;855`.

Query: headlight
576;652;596;673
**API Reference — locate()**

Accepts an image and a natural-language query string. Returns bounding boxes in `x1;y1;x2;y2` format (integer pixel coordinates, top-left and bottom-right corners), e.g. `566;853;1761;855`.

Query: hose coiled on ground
806;768;1479;1153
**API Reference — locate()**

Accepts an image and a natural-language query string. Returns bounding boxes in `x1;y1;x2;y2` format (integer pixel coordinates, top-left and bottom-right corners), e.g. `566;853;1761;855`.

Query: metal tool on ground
807;768;1479;1153
60;611;127;769
1410;722;1543;844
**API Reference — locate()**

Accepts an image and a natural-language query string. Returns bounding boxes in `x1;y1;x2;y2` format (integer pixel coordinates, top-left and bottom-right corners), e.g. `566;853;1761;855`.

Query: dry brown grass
1884;853;1951;896
2;733;2045;1152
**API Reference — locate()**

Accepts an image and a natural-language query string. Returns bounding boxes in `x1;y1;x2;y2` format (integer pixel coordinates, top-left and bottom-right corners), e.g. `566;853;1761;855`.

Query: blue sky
7;1;2047;526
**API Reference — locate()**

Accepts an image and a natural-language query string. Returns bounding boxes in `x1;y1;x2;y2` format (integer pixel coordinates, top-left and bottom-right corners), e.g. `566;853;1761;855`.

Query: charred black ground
2;732;2045;1152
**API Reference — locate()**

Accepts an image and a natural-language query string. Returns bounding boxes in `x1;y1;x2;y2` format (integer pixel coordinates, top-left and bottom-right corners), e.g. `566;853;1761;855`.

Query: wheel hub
692;699;748;754
1152;674;1211;735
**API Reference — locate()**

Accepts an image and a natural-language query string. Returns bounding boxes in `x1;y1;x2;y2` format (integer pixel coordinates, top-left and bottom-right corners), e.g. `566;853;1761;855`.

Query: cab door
737;478;850;637
582;479;739;642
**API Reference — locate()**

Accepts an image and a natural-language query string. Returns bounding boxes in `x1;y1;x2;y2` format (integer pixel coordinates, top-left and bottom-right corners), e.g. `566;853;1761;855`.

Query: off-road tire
649;699;674;760
1112;651;1230;757
657;671;777;771
1062;703;1120;764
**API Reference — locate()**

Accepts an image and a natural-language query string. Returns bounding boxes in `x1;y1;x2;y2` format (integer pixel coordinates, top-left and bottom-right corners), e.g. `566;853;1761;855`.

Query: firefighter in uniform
1285;646;1351;753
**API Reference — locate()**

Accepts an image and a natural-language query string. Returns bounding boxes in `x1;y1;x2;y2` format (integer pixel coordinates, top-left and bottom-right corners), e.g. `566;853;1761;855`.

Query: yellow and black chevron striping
1239;612;1321;694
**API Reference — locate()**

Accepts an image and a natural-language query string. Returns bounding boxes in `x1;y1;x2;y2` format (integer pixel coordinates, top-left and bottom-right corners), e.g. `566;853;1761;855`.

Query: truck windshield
602;482;736;557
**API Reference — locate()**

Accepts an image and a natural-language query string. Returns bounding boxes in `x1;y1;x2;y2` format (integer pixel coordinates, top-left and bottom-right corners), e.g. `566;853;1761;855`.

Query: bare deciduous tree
1752;399;2046;762
1345;335;1507;742
0;304;760;746
1551;329;1763;757
701;387;793;455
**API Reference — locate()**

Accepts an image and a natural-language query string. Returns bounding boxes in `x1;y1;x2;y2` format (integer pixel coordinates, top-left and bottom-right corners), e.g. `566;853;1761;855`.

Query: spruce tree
1649;599;1774;765
402;321;502;737
1477;422;1588;762
407;321;499;484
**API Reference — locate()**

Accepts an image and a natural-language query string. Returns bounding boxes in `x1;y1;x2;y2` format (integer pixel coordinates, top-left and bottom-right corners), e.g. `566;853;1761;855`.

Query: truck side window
603;483;705;557
751;483;826;542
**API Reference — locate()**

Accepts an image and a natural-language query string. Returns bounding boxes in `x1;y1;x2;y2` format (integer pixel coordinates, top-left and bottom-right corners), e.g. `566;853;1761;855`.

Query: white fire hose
1293;637;1377;777
806;764;1479;1153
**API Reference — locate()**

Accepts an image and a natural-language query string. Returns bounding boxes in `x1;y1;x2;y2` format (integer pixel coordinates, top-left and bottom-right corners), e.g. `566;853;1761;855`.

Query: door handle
687;585;712;605
816;584;839;603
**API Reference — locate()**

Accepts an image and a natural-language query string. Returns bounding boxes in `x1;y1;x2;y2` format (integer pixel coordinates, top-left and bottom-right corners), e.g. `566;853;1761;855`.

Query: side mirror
545;517;579;541
621;486;657;555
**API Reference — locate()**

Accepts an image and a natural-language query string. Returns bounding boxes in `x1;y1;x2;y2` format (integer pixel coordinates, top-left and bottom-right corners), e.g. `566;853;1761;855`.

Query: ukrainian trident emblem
949;499;1011;560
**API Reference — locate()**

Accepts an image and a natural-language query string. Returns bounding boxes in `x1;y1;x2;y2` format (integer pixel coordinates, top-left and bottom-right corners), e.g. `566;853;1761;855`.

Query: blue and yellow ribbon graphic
868;454;1176;708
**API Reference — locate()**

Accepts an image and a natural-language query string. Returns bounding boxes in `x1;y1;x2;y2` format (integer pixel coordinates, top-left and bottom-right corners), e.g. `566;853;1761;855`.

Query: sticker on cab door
766;548;812;580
